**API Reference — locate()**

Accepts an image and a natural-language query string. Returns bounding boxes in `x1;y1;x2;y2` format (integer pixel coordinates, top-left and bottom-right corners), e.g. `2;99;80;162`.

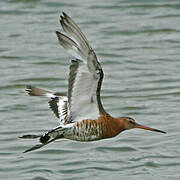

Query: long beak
135;123;166;134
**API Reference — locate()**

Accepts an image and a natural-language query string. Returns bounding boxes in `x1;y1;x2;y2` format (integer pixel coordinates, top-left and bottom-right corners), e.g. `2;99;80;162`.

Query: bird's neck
98;114;126;139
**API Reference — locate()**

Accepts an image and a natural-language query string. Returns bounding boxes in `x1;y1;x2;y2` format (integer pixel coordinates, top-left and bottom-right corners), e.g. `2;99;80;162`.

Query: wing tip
56;31;61;37
25;85;34;96
62;11;68;18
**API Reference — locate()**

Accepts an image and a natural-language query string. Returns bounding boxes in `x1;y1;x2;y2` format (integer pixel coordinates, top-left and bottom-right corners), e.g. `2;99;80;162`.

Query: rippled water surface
1;0;180;179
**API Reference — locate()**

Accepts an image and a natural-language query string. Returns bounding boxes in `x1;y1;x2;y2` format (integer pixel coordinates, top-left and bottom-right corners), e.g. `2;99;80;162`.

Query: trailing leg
19;126;65;153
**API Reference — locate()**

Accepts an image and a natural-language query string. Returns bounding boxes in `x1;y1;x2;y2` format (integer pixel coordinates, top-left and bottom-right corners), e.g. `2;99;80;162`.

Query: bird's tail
19;126;65;153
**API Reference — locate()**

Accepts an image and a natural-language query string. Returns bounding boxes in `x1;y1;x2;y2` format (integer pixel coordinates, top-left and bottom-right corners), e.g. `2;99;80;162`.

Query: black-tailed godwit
20;12;166;153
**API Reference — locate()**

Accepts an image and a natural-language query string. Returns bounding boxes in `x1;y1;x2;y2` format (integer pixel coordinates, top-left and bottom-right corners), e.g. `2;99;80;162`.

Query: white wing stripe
68;61;100;122
56;13;105;123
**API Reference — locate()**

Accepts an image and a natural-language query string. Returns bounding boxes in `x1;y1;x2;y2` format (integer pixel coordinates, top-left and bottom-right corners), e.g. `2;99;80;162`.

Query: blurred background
0;0;180;179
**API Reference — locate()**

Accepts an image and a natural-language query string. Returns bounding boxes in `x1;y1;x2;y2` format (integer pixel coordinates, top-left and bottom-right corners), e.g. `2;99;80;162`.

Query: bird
20;12;166;153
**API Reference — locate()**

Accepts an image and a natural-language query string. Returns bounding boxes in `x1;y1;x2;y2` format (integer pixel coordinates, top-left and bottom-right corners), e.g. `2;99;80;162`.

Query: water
1;0;180;179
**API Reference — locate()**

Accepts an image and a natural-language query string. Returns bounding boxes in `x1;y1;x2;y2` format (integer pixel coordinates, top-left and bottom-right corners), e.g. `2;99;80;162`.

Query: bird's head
122;117;166;134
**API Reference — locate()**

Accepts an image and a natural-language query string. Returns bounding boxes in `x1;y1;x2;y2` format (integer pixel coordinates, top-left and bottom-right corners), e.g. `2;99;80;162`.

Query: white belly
63;121;103;141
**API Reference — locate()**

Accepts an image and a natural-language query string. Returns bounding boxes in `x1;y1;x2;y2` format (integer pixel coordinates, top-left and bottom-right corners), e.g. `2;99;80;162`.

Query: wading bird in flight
20;12;166;153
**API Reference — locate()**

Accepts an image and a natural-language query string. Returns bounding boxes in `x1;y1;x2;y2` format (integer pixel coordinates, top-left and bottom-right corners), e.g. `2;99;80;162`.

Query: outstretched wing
26;85;66;98
26;85;68;125
56;12;105;123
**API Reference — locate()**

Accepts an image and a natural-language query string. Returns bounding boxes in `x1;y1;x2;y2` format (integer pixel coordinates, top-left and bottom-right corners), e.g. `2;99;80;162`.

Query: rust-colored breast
66;114;125;141
97;114;126;139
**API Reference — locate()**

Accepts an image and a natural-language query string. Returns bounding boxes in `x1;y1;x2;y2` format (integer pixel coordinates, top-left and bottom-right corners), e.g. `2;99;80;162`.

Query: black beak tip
153;129;166;134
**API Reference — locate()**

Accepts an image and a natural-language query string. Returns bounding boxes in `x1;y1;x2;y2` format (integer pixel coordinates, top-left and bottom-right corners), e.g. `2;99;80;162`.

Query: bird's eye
129;120;135;124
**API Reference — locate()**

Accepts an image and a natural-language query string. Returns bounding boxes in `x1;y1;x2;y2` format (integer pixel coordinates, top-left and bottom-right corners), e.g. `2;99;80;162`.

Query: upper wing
56;12;106;123
26;85;68;125
26;85;66;98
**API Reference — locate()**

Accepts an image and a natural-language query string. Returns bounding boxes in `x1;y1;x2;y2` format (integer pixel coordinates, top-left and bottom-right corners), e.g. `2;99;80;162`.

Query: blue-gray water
1;0;180;179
